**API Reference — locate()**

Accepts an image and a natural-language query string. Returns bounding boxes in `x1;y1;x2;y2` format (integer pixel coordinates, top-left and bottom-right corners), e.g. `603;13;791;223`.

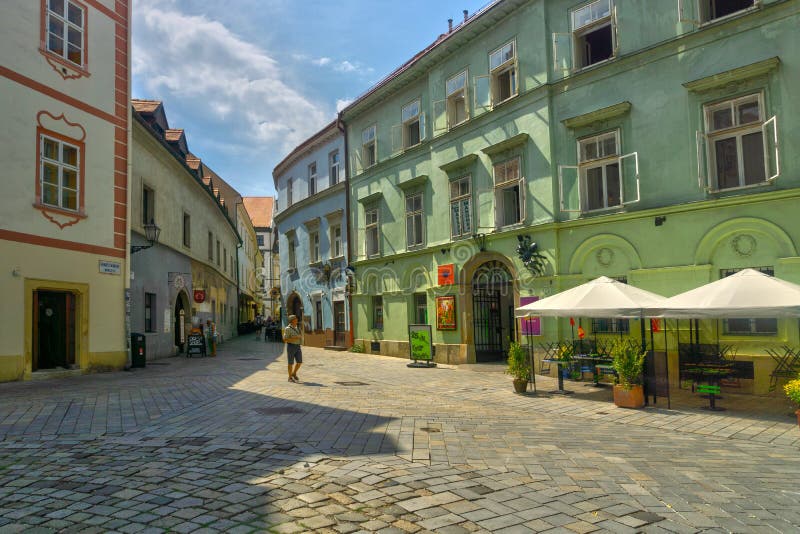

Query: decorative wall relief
731;234;757;257
596;247;615;267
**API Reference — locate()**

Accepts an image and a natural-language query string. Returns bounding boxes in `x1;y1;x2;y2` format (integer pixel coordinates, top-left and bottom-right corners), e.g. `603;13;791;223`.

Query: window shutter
678;0;700;25
473;75;491;113
518;177;526;222
351;146;361;175
695;130;710;191
493;188;501;230
552;33;573;73
419;112;427;142
619;152;640;205
558;165;581;212
433;99;447;136
612;5;619;57
762;115;779;181
391;124;402;155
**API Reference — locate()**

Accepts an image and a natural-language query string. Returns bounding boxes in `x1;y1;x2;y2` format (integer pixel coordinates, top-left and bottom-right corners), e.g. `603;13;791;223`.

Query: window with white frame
330;224;342;258
405;193;424;249
365;207;379;257
309;230;320;263
450;175;472;239
700;93;778;191
46;0;85;67
447;71;469;127
572;0;615;69
489;40;517;105
308;162;317;195
287;235;296;270
329;150;340;185
493;157;524;228
394;100;426;152
362;125;377;168
40;135;80;212
721;266;776;335
286;178;293;207
580;131;621;211
679;0;758;24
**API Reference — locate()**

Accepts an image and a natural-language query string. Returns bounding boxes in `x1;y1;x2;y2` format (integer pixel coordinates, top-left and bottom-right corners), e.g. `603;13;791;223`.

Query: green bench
696;384;724;411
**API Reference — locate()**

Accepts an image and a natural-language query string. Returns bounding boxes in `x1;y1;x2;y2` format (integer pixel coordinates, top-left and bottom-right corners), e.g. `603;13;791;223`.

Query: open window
493;157;524;228
559;130;639;213
554;0;617;73
362;125;377;169
697;93;779;192
490;41;518;106
434;70;470;136
679;0;760;25
392;99;426;153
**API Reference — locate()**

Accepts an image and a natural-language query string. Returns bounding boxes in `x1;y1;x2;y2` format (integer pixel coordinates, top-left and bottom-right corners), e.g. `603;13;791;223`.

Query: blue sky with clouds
132;0;492;197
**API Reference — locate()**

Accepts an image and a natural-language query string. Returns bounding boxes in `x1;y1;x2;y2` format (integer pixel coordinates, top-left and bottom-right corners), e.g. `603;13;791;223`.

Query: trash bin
131;333;146;368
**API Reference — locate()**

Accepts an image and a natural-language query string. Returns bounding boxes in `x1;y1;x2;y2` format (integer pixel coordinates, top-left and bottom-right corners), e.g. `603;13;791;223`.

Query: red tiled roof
242;197;275;228
165;129;184;142
202;176;212;187
131;99;161;113
186;152;202;170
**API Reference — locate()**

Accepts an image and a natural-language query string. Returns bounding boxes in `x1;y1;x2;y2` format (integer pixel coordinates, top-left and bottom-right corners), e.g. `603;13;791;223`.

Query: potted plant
506;341;531;394
611;339;647;408
784;375;800;428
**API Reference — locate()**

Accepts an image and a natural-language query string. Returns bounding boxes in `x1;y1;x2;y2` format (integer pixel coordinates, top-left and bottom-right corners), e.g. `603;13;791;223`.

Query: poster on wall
519;296;541;336
408;324;433;362
436;296;457;330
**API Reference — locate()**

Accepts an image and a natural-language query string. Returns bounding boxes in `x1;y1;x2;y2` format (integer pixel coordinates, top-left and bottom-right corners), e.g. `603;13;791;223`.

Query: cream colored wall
237;205;261;300
131;122;239;275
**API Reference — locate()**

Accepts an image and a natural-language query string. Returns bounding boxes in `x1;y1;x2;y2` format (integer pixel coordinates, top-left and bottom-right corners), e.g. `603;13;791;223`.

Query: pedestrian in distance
254;314;263;340
283;314;302;382
264;316;274;342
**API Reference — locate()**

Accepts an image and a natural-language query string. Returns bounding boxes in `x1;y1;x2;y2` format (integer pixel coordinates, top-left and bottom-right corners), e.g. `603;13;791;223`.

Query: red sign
193;290;206;303
438;264;455;286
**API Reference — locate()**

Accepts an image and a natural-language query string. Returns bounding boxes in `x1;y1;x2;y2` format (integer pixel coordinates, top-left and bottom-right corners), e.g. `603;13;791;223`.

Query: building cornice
273;180;347;224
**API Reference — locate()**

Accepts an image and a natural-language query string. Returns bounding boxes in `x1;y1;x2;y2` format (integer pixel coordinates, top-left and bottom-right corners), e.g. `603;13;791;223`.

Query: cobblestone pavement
1;336;799;533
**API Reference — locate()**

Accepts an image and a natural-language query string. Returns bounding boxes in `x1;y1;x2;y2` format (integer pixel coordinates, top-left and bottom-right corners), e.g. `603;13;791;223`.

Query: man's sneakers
292;374;300;383
288;376;296;383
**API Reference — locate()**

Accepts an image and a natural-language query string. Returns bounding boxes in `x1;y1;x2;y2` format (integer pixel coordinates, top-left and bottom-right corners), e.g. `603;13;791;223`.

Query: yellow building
0;0;131;381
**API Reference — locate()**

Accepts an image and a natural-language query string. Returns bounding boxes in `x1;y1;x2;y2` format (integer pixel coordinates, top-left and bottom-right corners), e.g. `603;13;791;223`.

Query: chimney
463;9;469;22
448;18;453;32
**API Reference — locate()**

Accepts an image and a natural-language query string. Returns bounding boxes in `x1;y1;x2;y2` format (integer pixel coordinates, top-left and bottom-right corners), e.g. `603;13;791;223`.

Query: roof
165;129;184;142
186;153;202;171
272;120;339;180
242;197;275;228
131;99;161;113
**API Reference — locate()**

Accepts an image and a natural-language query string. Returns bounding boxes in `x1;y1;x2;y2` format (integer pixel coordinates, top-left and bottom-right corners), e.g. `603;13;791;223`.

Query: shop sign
99;260;121;275
438;263;455;285
193;289;206;303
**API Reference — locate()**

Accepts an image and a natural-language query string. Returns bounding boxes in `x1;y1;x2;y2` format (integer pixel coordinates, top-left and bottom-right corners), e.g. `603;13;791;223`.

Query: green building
340;0;799;395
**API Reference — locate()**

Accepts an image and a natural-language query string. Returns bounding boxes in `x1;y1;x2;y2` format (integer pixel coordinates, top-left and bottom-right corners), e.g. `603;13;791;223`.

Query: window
329;150;340;185
308;162;317;196
40;135;80;212
207;231;214;261
580;131;621;211
701;93;775;191
571;0;615;69
331;224;342;258
395;99;425;150
721;267;777;335
315;299;323;331
413;293;427;324
309;231;320;263
256;234;264;247
680;0;757;24
365;208;379;257
224;248;227;271
287;236;296;270
372;296;384;330
362;125;377;168
448;71;469;128
287;178;293;207
46;0;85;66
144;292;156;333
493;157;524;228
405;193;424;249
450;175;472;239
489;40;517;105
216;240;221;266
182;212;191;247
141;186;155;225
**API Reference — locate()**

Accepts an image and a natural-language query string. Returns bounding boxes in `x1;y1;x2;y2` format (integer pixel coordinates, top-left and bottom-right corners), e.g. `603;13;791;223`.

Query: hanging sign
438;264;455;286
519;296;541;335
193;290;206;303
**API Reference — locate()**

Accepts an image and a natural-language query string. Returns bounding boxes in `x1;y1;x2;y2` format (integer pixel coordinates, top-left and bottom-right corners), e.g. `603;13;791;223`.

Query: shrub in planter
784;375;800;427
611;339;647;408
506;341;531;394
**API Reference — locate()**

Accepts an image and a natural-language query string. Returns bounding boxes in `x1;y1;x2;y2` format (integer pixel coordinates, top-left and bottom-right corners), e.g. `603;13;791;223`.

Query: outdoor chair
539;358;552;375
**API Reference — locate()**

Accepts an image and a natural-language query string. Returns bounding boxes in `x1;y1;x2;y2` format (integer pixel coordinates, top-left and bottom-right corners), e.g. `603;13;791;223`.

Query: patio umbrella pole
664;319;670;409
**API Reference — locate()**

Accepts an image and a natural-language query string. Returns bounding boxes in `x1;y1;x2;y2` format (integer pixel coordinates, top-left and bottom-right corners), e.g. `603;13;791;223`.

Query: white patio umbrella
656;268;800;318
515;276;668;318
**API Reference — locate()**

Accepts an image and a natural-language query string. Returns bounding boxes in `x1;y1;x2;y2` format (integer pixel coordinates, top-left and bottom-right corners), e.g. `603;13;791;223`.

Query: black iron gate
473;286;503;362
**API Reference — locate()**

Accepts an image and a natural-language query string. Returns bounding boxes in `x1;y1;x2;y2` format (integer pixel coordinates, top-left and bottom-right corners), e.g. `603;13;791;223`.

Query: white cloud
132;0;329;155
336;98;354;112
312;57;332;66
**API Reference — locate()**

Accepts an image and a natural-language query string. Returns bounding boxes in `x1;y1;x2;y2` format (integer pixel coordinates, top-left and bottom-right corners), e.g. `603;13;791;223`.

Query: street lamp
131;220;161;254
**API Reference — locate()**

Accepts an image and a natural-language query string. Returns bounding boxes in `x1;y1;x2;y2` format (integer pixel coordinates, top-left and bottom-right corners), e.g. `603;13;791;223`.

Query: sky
131;0;493;198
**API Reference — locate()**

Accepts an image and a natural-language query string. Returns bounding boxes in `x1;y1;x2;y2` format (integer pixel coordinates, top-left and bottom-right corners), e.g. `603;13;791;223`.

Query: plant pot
613;384;645;409
513;379;528;394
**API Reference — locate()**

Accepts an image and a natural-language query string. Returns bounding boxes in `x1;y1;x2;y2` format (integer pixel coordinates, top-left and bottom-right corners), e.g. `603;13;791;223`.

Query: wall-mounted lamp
471;233;487;252
131;220;161;254
654;216;667;227
440;247;450;255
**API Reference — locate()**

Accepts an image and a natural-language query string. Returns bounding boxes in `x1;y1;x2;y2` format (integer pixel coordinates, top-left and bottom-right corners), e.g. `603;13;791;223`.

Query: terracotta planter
613;384;645;409
513;379;528;394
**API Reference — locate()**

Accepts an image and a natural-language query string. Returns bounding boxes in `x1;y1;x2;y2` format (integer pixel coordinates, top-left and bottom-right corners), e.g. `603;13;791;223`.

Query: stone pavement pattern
0;336;799;533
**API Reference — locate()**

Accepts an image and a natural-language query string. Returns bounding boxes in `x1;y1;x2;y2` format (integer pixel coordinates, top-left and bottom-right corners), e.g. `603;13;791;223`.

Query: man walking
283;314;302;382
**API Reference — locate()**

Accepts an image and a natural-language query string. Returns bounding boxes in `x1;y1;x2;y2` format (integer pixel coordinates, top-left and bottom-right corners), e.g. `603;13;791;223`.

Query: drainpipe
337;115;354;348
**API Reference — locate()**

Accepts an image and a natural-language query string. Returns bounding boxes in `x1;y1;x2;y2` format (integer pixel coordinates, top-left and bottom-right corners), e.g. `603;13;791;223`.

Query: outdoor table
683;363;734;409
573;355;613;387
542;359;574;395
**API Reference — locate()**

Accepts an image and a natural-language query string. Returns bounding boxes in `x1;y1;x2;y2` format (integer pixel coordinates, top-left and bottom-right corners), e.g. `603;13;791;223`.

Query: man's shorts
287;343;303;364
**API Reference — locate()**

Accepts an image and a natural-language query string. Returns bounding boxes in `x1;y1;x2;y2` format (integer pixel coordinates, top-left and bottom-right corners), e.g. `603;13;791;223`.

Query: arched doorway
174;291;190;352
286;292;303;324
471;260;514;362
